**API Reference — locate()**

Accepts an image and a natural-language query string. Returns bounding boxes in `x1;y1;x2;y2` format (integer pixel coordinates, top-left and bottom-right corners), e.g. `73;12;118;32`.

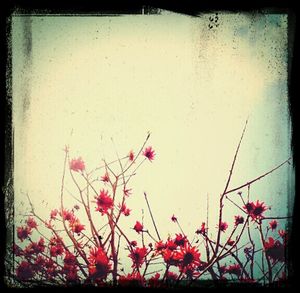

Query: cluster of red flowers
12;143;290;287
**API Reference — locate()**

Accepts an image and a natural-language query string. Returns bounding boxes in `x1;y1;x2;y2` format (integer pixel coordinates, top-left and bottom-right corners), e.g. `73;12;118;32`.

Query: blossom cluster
12;136;289;288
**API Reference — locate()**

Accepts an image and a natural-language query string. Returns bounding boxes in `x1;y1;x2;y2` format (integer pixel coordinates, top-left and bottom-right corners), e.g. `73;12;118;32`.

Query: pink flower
101;172;110;183
64;252;76;266
26;217;37;229
70;157;85;172
50;209;58;219
17;226;32;242
130;240;137;247
69;218;85;234
133;221;143;233
128;150;135;161
119;203;131;216
50;245;64;257
234;215;244;226
218;222;228;232
95;189;114;215
61;209;75;222
123;188;132;197
196;222;206;235
143;146;155;161
269;220;278;231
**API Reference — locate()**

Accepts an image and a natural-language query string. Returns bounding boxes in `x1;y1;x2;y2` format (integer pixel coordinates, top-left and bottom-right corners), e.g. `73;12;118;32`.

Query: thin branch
224;158;291;196
144;192;161;241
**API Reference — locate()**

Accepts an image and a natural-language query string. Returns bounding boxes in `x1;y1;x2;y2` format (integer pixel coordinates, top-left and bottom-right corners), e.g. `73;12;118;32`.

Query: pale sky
12;11;294;277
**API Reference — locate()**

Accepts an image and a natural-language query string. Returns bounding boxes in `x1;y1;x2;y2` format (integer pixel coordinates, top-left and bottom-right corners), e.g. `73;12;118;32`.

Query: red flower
269;220;278;231
243;202;254;213
17;226;32;242
244;200;267;219
143;146;155;161
155;240;166;253
196;222;206;235
264;237;285;262
101;172;110;183
69;218;85;234
50;209;58;219
226;264;241;276
133;221;143;233
70;157;85;172
123;188;132;197
176;243;201;268
24;239;45;256
128;150;135;161
174;233;187;247
171;214;177;222
88;247;111;279
64;265;79;282
50;245;64;257
227;239;235;246
33;255;45;271
26;216;37;229
16;261;34;280
165;238;177;251
130;240;137;247
234;215;244;226
251;200;268;219
163;249;180;266
278;230;288;243
64;252;76;266
95;189;114;215
49;236;63;246
119;203;131;216
61;209;75;222
118;272;145;287
219;222;228;232
36;237;45;253
128;246;148;268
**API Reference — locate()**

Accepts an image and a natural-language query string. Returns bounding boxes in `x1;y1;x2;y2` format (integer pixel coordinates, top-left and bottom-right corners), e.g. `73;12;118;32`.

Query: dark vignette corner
0;0;298;291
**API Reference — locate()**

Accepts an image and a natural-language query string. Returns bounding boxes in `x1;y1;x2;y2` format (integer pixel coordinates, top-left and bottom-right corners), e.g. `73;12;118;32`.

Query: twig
224;158;291;196
144;192;161;241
